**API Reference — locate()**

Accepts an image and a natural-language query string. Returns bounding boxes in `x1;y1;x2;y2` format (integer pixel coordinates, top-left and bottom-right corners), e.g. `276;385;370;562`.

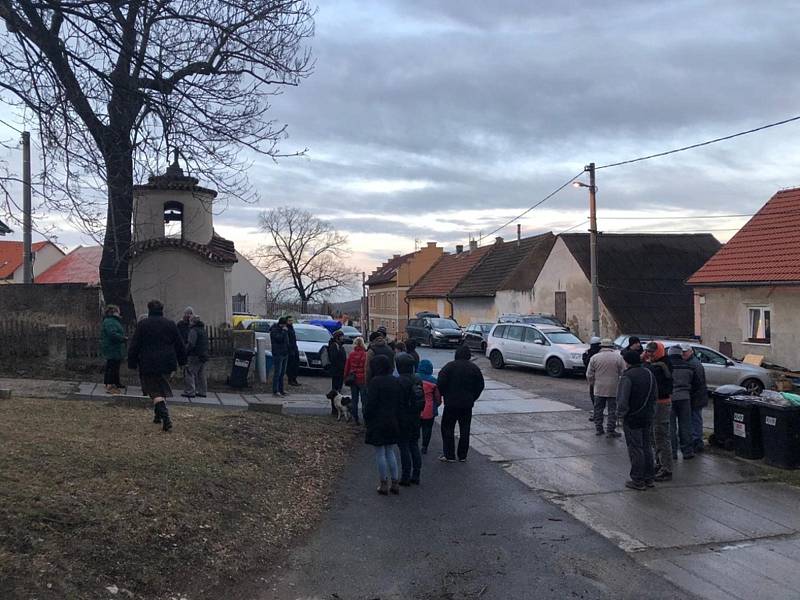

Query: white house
230;251;271;316
0;240;65;284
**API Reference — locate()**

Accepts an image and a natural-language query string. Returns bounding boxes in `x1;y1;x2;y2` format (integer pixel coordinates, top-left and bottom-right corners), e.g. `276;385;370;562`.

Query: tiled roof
0;220;11;235
37;246;103;285
130;232;237;264
451;233;556;297
561;233;721;337
407;246;492;298
366;252;414;285
688;187;800;285
0;240;56;279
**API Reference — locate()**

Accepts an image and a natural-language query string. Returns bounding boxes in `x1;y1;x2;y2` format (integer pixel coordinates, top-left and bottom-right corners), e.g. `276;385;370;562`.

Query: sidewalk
469;381;800;600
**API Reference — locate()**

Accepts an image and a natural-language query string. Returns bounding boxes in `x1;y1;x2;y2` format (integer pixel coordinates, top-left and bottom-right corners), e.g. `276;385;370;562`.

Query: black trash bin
758;402;800;469
724;396;763;460
710;385;746;450
228;348;256;388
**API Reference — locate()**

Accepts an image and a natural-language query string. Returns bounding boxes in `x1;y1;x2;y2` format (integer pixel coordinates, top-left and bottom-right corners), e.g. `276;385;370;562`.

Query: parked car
498;313;565;327
306;319;343;335
300;313;333;322
613;334;773;394
406;315;463;348
463;322;493;354
243;319;277;347
486;323;588;377
245;320;334;372
232;312;259;329
339;325;362;343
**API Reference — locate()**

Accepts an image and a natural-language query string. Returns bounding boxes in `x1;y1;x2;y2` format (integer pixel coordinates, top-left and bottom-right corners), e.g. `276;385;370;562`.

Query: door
464;325;480;350
693;346;733;389
554;291;566;325
521;326;548;366
503;325;526;363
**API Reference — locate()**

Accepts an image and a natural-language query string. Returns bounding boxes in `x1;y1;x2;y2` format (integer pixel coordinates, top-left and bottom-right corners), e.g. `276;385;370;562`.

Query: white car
244;320;333;372
486;323;589;378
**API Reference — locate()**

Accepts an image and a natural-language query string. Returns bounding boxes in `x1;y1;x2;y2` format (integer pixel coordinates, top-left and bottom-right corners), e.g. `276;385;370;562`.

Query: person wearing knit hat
643;341;674;481
617;349;657;490
666;345;698;460
582;336;604;422
587;339;626;437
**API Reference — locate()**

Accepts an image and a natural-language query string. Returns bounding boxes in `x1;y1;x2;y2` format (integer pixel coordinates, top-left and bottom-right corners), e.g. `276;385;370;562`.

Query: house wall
396;243;442;287
230;252;269;316
408;297;448;321
451;297;496;325
523;237;618;340
130;248;232;326
9;243;64;283
695;285;800;370
368;281;401;336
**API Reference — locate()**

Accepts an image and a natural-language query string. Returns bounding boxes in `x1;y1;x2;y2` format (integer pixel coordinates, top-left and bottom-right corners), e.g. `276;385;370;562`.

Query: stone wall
0;283;102;327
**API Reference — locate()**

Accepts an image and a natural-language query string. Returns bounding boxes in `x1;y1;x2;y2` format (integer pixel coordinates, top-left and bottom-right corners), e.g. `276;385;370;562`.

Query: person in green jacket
101;304;127;394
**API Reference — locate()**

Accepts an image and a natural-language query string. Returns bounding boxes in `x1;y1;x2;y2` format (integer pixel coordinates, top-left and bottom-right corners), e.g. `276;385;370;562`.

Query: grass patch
0;398;358;599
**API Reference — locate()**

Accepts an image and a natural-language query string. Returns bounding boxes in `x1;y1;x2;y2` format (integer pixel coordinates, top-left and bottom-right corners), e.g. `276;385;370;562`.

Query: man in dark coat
364;355;404;495
128;299;187;432
683;343;708;453
437;345;485;462
617;350;657;490
366;331;395;382
176;306;193;344
582;336;602;422
286;315;301;387
269;318;289;397
184;314;209;398
667;345;697;460
396;353;425;485
327;329;348;415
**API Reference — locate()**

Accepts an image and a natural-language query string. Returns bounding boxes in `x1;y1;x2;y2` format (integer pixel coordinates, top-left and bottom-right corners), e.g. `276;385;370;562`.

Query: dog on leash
326;390;353;422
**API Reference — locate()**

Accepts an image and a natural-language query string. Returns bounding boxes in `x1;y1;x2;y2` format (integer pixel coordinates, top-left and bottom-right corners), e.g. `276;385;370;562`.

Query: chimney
517;224;521;247
495;236;504;245
455;244;463;254
426;241;436;248
393;254;400;259
469;240;478;251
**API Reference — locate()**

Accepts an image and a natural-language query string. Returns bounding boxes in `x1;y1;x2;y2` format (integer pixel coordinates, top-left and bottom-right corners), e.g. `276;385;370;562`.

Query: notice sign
765;416;777;426
734;422;746;438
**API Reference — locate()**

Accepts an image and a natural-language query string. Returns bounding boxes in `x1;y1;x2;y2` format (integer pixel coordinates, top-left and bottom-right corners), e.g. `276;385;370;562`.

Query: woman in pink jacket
417;359;442;454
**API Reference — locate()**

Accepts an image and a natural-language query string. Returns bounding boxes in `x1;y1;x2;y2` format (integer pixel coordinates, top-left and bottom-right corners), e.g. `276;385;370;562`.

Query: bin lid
713;384;747;397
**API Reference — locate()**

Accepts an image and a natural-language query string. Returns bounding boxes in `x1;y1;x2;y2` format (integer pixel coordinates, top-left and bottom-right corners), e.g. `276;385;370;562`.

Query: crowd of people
584;336;707;490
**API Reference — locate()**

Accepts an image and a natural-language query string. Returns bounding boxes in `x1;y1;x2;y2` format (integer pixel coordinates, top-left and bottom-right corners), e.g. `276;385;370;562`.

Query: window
164;201;183;238
232;293;248;313
523;327;545;344
492;325;507;338
545;331;582;345
694;347;727;366
747;307;771;343
506;325;525;341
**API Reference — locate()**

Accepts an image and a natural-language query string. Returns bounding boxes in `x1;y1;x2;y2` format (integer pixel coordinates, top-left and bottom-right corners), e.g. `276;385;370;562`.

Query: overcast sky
2;0;800;276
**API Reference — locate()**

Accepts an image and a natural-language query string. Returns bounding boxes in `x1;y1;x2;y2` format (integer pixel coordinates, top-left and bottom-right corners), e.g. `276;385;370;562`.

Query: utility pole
21;131;32;284
361;271;368;336
587;162;600;337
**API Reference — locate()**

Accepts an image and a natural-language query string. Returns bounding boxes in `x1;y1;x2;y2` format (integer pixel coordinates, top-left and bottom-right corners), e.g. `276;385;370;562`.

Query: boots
390;479;400;495
152;404;161;424
155;401;172;432
377;480;389;495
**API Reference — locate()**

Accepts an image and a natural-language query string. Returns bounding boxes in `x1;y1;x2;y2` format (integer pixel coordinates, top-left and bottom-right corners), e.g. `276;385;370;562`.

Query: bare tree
0;1;314;323
257;207;356;312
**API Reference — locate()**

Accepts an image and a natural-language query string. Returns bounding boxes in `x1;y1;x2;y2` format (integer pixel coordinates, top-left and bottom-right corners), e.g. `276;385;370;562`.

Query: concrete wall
133;188;215;245
524;237;618;340
451;297;496;325
130;248;232;325
0;283;102;326
695;285;800;370
6;243;64;283
230;252;269;316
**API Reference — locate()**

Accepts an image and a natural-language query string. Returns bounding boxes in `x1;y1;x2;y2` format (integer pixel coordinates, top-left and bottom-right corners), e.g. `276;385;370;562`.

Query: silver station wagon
486;323;589;377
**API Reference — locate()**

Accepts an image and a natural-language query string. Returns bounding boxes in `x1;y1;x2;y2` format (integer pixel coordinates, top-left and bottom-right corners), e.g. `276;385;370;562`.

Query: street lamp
573;163;600;337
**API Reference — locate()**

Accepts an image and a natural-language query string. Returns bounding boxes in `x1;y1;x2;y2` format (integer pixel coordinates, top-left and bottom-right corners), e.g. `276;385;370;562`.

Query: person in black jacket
128;299;187;432
183;314;209;398
405;339;421;372
270;317;290;397
643;341;674;481
437;345;485;462
286;315;301;387
396;353;425;485
365;355;403;495
617;350;657;490
582;336;602;421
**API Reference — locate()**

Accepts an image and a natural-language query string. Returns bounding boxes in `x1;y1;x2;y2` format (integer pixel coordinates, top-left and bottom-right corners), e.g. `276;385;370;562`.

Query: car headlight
298;351;307;359
433;331;444;337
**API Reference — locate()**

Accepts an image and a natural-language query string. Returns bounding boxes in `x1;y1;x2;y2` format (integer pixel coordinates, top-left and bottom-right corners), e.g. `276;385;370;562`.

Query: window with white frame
232;293;248;313
746;306;771;343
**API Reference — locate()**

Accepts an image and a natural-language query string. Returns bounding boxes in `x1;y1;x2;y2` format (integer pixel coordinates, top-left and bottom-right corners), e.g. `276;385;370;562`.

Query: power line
597;114;800;170
598;213;753;220
558;220;588;234
602;227;740;233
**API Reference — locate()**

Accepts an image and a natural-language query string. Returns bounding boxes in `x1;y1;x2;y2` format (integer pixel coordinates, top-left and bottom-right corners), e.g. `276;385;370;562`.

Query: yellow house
366;242;443;337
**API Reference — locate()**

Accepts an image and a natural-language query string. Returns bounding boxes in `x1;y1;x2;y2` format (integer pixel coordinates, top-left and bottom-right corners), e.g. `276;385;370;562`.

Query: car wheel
546;357;565;378
481;341;487;354
742;378;764;395
489;350;505;369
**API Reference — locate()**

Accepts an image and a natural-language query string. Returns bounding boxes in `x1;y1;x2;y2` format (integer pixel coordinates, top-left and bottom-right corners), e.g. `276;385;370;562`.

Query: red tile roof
407;246;492;298
0;240;56;279
366;251;414;285
37;246;103;285
688;187;800;285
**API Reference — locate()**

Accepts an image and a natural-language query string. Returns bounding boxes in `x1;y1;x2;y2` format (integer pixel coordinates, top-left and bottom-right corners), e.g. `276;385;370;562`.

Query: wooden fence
0;319;49;357
66;326;101;359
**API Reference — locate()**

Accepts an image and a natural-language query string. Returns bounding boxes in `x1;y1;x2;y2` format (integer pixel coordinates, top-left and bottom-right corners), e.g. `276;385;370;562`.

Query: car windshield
479;324;492;332
545;331;583;345
248;321;272;332
294;327;332;343
342;326;360;334
431;319;458;329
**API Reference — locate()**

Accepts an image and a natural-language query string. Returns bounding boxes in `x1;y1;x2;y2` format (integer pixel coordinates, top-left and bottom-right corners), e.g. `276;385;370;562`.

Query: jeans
272;354;288;394
594;396;617;432
185;357;208;396
374;444;399;481
691;407;704;450
441;405;472;460
624;422;655;483
420;418;435;450
287;353;300;383
349;384;366;422
671;398;694;457
398;439;422;482
104;359;122;387
653;401;673;473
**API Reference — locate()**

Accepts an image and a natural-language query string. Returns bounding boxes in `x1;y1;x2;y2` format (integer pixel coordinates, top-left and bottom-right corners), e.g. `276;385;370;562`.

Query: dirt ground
0;398;359;600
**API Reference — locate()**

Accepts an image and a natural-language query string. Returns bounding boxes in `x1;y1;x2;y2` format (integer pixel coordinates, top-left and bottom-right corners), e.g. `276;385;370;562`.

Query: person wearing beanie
582;336;603;422
666;345;697;460
417;359;442;455
327;329;348;415
682;343;708;453
617;349;657;490
643;341;674;481
366;329;395;382
396;353;425;485
586;339;626;437
436;345;485;462
623;336;644;355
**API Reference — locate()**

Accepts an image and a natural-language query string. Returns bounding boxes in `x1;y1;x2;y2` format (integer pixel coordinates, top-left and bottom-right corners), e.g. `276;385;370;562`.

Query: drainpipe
446;296;455;320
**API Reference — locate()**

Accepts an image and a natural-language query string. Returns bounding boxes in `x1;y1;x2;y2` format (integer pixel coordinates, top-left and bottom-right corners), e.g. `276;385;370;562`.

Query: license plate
310;360;321;366
733;422;746;438
234;359;249;368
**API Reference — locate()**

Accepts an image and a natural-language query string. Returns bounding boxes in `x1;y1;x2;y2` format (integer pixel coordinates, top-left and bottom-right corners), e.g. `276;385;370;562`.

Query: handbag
344;372;356;387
